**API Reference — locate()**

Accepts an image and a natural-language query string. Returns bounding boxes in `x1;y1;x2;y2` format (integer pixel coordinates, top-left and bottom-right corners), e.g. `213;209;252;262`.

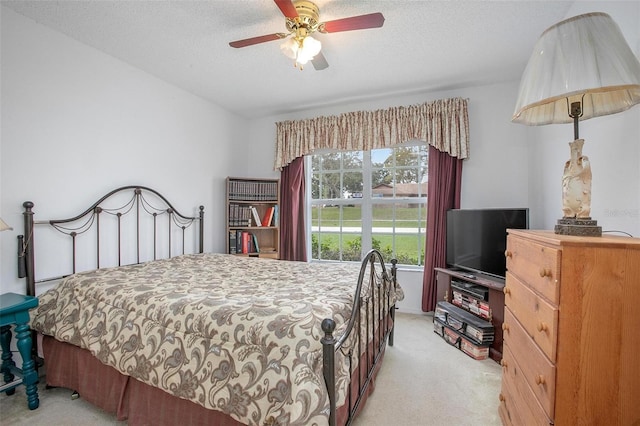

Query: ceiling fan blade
321;12;385;33
274;0;298;19
312;51;329;71
229;33;287;48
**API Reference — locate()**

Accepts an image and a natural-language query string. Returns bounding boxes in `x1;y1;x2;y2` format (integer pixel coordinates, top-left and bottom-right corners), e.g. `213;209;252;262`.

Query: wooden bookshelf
225;177;280;259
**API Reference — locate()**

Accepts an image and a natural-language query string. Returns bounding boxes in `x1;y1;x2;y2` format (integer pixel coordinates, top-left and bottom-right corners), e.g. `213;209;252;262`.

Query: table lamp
512;12;640;236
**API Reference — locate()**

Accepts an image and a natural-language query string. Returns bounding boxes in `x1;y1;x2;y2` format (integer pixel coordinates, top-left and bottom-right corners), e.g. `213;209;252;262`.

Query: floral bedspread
30;253;403;425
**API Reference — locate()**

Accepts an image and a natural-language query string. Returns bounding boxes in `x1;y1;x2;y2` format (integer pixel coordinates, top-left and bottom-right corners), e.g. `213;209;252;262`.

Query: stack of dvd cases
433;301;494;360
451;280;492;320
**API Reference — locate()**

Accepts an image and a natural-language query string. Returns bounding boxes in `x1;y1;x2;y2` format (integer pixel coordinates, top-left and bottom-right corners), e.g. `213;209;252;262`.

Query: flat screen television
446;208;529;279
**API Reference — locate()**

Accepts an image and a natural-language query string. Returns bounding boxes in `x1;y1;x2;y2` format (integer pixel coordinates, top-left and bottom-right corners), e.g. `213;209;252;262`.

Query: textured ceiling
3;0;577;118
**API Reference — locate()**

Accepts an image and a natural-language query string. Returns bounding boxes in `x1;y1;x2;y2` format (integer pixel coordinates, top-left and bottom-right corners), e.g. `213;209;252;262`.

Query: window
307;143;428;266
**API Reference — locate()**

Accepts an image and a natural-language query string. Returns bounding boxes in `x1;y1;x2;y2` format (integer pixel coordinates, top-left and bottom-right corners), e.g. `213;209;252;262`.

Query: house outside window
307;143;428;266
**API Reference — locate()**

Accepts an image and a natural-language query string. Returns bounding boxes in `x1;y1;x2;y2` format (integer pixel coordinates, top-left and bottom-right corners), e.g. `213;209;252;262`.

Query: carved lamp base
555;217;602;237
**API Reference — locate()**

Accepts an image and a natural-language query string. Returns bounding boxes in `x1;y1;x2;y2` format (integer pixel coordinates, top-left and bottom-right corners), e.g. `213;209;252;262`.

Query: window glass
309;144;428;266
311;205;362;261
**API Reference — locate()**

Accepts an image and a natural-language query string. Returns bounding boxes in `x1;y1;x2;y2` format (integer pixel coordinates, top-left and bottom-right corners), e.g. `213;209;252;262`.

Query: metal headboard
20;185;205;297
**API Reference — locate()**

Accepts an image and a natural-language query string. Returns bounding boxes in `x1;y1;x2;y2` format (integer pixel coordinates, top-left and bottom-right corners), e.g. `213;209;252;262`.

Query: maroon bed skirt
42;335;386;425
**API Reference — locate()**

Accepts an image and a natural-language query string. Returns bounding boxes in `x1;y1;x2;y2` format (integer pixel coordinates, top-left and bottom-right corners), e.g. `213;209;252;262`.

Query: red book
261;207;274;227
241;231;250;254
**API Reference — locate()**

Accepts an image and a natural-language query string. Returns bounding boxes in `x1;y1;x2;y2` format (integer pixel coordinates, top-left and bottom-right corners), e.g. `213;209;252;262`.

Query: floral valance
274;97;469;170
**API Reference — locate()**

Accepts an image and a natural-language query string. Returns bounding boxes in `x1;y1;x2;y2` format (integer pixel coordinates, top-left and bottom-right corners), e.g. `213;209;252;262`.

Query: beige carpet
0;312;502;426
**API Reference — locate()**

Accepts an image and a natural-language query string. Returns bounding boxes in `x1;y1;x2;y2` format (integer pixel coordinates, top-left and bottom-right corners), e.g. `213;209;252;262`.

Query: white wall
0;7;250;294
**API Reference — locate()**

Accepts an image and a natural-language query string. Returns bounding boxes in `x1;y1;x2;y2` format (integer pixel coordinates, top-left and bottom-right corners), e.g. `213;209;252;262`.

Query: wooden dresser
498;229;640;426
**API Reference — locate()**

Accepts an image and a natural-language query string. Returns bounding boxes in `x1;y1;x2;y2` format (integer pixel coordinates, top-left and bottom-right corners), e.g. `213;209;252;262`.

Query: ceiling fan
229;0;385;70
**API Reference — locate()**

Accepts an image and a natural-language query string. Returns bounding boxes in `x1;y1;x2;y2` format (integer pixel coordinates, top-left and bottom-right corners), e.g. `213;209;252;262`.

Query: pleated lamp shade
512;12;640;125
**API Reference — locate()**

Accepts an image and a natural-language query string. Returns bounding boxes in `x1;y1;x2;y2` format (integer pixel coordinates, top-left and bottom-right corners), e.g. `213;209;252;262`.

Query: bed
20;185;402;426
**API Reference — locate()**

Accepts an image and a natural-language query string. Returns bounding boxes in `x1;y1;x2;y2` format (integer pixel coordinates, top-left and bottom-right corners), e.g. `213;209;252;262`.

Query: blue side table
0;292;39;410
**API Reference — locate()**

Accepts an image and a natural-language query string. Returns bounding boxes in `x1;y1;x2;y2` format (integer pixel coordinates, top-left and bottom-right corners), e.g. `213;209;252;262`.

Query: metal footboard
322;250;398;426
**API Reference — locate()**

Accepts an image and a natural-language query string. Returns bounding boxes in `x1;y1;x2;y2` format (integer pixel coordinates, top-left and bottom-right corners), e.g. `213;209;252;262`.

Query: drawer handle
504;250;512;259
539;268;552;278
500;359;508;369
537;322;548;332
502;323;510;332
503;287;511;295
499;393;506;402
535;374;546;385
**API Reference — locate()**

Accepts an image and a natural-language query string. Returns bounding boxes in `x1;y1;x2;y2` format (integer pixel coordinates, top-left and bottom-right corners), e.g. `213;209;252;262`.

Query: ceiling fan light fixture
280;35;321;69
229;0;385;71
280;36;299;60
299;35;321;61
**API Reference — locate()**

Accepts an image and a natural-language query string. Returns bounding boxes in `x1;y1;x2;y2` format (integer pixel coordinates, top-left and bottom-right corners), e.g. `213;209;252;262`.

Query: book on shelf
241;231;250;254
229;231;237;254
228;204;235;227
250;206;262;227
229;204;251;227
261;206;275;227
228;179;278;201
240;231;260;254
236;230;242;253
251;233;260;253
272;205;279;227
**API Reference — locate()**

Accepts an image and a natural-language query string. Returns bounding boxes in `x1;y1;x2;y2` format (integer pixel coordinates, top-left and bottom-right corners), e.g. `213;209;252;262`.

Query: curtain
274;98;469;170
276;97;468;282
421;145;463;312
279;156;307;261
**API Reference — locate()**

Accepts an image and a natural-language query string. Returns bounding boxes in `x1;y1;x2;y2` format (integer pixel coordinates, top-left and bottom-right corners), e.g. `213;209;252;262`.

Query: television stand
434;268;505;363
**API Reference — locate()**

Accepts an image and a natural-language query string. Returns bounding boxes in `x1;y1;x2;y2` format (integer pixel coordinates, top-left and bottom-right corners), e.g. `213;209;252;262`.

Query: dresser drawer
501;344;553;426
498;375;524;426
503;308;556;418
505;236;560;304
504;272;559;361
